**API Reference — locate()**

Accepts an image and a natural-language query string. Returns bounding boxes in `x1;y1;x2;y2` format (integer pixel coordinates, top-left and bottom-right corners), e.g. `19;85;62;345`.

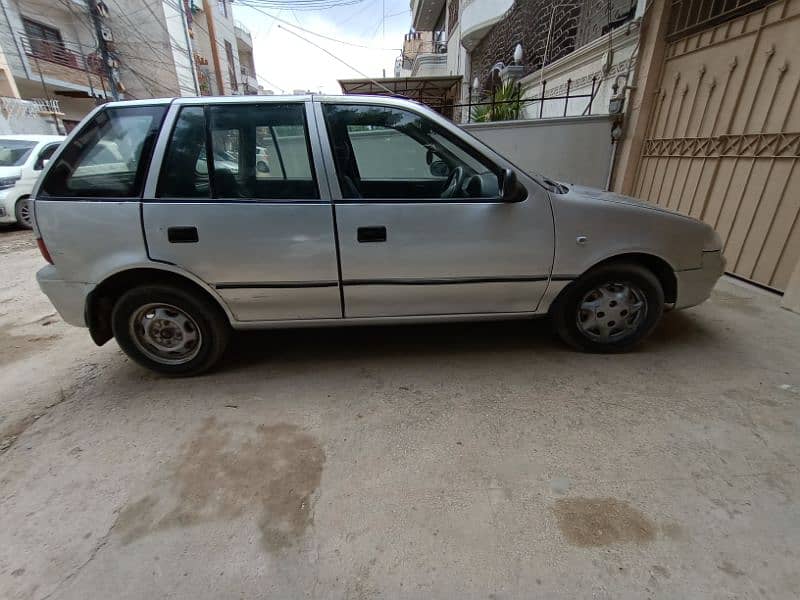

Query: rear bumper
674;250;726;309
36;266;91;327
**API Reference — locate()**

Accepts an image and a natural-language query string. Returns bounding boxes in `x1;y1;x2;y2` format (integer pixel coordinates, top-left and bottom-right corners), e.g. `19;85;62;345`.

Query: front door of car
317;101;554;318
143;101;341;322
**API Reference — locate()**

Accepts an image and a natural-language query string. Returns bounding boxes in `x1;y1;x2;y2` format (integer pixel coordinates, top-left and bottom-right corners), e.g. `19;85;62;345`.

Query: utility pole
179;0;200;95
88;0;119;101
202;0;225;95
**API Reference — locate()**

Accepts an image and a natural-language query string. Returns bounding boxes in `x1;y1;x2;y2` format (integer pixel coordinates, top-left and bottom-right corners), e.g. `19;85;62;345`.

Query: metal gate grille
634;0;800;290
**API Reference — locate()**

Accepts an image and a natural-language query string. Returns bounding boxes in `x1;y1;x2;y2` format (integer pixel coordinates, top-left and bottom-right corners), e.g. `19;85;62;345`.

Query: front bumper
36;265;91;327
674;250;726;309
0;189;15;223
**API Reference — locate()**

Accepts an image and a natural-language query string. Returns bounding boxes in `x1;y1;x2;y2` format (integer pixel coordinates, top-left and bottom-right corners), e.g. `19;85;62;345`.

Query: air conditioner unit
100;25;113;42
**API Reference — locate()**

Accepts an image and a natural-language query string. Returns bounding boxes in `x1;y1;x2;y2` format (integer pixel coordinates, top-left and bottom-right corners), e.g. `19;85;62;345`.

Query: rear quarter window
40;105;166;198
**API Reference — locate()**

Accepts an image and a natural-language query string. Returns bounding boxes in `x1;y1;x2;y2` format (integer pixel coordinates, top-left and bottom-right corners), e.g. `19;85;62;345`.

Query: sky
232;0;414;95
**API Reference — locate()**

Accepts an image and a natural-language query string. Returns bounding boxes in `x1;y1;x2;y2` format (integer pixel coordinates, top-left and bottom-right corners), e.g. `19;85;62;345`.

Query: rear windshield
0;140;36;166
40;105;166;198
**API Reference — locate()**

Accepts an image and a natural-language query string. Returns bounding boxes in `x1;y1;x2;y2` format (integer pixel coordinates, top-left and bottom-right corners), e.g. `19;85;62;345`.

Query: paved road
1;224;799;599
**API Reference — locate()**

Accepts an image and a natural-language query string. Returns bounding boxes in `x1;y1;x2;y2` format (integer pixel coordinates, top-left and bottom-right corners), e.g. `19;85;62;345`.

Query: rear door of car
142;98;342;322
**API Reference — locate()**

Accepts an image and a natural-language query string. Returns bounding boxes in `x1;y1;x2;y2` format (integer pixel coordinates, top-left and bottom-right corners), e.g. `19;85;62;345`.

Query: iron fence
427;77;598;123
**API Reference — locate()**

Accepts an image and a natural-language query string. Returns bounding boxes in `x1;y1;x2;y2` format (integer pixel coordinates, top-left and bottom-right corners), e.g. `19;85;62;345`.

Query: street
1;224;799;599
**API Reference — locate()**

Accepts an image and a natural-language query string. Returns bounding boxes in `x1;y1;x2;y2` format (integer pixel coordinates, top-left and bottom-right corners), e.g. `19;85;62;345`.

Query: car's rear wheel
14;196;32;229
112;284;229;376
551;262;664;352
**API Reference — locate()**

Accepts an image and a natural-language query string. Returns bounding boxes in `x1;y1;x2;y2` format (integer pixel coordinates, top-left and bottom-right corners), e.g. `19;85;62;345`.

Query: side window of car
158;106;209;199
208;103;318;200
321;103;500;200
34;143;59;170
40;105;166;198
347;124;444;181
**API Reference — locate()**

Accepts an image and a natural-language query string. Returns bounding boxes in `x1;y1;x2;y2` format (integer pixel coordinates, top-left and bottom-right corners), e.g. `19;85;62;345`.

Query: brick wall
576;0;637;48
469;0;636;91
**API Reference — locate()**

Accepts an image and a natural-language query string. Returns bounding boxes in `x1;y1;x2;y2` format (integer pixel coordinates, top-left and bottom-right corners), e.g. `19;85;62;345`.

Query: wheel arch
552;252;677;310
86;266;232;346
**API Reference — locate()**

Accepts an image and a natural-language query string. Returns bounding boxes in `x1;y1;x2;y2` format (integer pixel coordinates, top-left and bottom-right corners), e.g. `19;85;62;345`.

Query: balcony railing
0;96;61;119
411;53;447;76
18;32;104;77
404;40;448;55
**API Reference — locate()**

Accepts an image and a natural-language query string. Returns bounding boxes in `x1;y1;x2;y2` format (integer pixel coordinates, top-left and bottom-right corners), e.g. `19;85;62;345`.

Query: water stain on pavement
114;417;325;552
553;497;655;547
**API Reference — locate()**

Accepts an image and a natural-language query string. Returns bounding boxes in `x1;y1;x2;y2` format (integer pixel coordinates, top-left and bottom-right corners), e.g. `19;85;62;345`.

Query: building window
22;18;63;45
21;18;75;67
224;40;238;92
218;0;228;18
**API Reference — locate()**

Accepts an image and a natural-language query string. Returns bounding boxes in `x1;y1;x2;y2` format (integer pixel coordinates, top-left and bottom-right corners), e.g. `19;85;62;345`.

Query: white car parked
0;134;64;228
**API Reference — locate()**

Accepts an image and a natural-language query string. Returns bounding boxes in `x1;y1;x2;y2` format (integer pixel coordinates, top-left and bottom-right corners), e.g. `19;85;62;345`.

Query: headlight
704;227;722;252
0;176;20;190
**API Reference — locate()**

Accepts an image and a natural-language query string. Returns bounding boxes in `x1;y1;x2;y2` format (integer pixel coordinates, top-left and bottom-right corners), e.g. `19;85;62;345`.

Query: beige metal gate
634;0;800;290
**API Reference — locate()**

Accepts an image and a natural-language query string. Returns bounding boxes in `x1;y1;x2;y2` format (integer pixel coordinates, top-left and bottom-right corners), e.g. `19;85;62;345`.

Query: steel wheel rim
576;281;647;343
17;198;32;228
129;303;202;365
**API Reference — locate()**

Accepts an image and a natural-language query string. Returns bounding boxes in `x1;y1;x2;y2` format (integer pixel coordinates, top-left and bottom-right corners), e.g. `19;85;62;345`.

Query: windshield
0;140;36;166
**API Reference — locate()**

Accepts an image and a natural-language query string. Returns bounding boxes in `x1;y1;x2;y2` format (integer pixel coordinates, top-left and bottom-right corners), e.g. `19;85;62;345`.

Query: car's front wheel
14;196;33;229
111;284;230;376
551;262;664;352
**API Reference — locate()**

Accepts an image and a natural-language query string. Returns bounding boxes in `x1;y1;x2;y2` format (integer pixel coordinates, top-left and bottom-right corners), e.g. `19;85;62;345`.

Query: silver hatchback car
33;95;724;376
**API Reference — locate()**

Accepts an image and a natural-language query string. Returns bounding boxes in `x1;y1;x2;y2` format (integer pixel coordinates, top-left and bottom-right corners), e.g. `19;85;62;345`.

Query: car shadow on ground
218;309;719;374
221;317;559;372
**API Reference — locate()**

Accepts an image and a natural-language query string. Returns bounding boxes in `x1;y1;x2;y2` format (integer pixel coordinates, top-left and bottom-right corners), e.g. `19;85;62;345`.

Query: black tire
550;262;665;353
14;196;33;229
111;284;230;376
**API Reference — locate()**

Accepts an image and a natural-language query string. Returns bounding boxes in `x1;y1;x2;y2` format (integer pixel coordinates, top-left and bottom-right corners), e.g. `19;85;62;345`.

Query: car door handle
357;226;387;243
167;226;199;243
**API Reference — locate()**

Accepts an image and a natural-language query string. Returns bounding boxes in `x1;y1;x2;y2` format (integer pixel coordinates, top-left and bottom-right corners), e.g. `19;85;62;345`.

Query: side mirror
500;168;525;202
429;160;449;178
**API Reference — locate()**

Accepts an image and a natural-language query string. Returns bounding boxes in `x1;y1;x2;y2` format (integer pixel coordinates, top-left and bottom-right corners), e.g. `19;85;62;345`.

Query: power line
254;73;285;93
240;3;401;50
232;0;369;9
333;0;376;26
276;24;395;94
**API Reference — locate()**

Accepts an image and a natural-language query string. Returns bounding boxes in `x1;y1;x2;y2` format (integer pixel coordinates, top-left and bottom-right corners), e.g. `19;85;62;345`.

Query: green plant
471;81;521;122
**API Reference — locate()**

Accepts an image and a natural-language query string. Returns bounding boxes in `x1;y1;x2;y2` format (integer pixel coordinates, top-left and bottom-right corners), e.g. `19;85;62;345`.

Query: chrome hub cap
576;282;647;342
129;303;202;365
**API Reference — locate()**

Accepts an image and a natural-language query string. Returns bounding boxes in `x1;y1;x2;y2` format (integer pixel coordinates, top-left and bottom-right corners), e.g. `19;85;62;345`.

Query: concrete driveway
1;225;799;600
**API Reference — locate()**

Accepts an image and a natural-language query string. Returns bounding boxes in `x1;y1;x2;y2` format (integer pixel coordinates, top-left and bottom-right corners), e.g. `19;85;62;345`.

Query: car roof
99;94;423;108
0;134;64;142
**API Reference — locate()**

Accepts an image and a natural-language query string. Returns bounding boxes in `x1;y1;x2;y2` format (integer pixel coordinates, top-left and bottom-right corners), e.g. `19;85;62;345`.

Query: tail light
36;237;53;264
